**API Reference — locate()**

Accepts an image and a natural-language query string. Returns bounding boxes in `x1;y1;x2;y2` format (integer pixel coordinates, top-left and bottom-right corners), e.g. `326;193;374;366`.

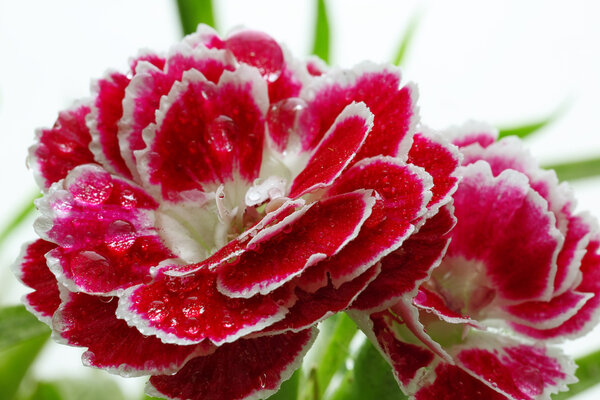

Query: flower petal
448;161;562;302
452;333;576;400
351;203;455;312
35;164;173;294
28;104;95;189
138;66;268;201
119;46;235;177
414;287;480;326
55;291;205;377
289;102;374;198
148;328;317;400
117;268;293;345
88;71;133;179
300;63;416;161
217;190;378;298
12;239;61;324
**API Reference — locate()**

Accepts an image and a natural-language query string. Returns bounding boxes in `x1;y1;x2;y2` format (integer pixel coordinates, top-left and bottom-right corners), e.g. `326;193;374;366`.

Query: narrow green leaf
552;349;600;399
23;377;125;400
266;368;302;400
392;11;421;66
311;0;331;63
326;336;407;400
0;305;50;351
497;102;570;140
0;191;39;249
544;156;600;182
175;0;216;36
0;333;49;400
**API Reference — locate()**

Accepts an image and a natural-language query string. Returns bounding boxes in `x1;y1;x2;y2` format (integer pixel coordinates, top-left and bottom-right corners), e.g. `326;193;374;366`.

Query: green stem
175;0;216;36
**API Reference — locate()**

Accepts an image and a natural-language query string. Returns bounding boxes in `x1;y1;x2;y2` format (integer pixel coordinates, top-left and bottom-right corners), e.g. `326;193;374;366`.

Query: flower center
154;176;289;265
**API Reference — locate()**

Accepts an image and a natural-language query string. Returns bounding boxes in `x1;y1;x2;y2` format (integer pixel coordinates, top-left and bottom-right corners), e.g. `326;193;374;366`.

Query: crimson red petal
139;67;267;201
448;162;562;302
13;239;61;323
217;190;377;298
28;104;95;189
149;328;316;400
37;165;172;294
118;268;292;345
55;291;203;376
289;102;373;197
89;71;132;178
300;65;415;162
352;204;455;312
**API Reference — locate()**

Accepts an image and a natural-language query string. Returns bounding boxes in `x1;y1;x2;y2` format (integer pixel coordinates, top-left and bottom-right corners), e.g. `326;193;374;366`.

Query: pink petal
217;190;377;298
453;334;576;399
55;291;205;376
36;165;172;294
119;47;235;176
138;66;268;201
513;236;600;339
443;121;498;149
117;268;293;345
351;204;455;312
407;132;461;214
313;157;432;289
88;71;133;179
299;64;416;161
448;161;562;302
264;263;381;334
28;104;95;189
553;212;592;295
13;239;61;324
148;328;316;400
288;102;374;198
415;363;508;400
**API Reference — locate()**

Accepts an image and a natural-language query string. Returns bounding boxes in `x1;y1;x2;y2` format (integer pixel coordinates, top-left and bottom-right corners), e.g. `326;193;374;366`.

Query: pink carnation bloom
14;25;462;400
356;123;600;399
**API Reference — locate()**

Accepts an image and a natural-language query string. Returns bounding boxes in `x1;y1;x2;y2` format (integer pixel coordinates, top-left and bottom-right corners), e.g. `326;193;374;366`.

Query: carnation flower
354;124;600;399
14;25;462;400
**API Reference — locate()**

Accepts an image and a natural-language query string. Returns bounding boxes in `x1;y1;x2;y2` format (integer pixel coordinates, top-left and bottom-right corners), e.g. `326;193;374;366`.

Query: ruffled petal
119;46;235;177
217;190;378;298
138;66;268;201
28;104;95;189
300;63;416;160
55;291;204;376
351;203;455;312
148;328;316;400
36;164;172;294
447;161;562;302
13;239;61;324
117;269;293;345
288;102;374;198
88;71;133;179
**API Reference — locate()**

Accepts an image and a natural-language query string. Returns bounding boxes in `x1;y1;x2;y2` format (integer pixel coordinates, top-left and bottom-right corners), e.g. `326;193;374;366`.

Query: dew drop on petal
66;168;113;205
105;220;136;253
118;189;138;208
70;251;110;279
207;116;235;155
226;31;284;82
514;365;545;396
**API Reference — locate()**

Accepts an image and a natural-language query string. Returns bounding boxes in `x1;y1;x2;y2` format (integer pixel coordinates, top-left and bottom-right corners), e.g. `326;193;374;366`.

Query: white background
1;0;599;398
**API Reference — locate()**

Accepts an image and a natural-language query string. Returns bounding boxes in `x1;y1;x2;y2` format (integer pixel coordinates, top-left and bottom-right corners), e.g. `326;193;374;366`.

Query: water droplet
225;31;284;82
267;98;310;143
514;365;544;396
66;167;113;205
207;116;235;154
118;189;137;208
105;220;136;253
258;373;268;389
57;141;76;153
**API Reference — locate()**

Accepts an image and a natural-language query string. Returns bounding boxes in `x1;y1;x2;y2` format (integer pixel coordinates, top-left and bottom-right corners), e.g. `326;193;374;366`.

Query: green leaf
0;333;49;400
0;191;39;249
392;11;421;66
325;336;407;400
299;313;358;399
544;156;600;182
175;0;216;36
23;376;126;400
552;349;600;399
0;305;50;351
266;368;302;400
311;0;331;63
497;104;568;140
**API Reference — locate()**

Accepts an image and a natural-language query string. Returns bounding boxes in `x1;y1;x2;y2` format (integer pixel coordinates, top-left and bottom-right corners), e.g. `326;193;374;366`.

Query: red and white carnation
14;24;599;400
